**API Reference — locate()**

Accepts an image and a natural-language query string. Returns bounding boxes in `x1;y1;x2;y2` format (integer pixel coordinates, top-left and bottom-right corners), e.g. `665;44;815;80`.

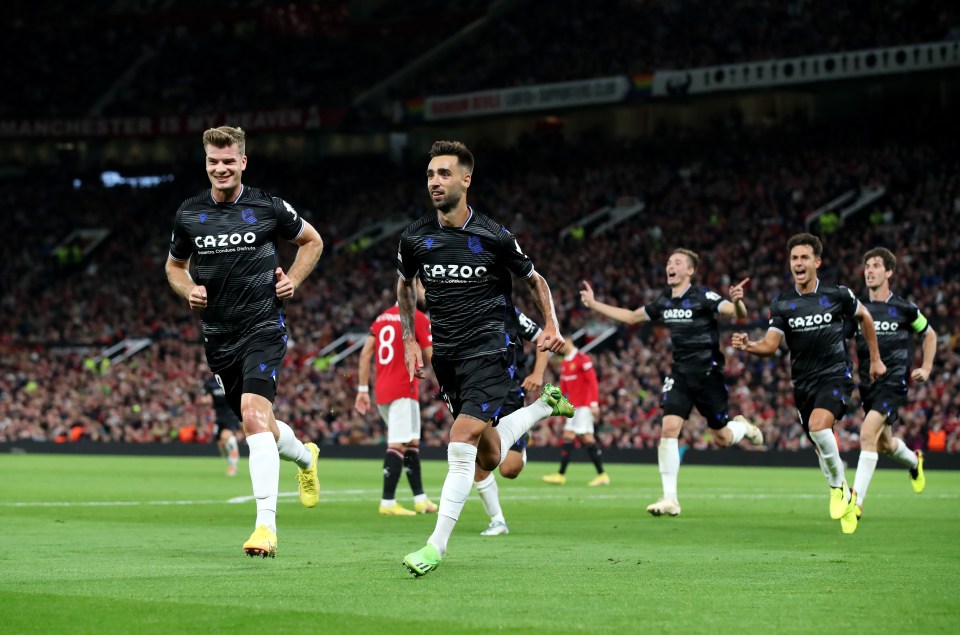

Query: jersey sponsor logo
663;308;694;319
787;312;834;329
422;263;489;279
241;208;257;224
875;320;900;332
194;232;257;248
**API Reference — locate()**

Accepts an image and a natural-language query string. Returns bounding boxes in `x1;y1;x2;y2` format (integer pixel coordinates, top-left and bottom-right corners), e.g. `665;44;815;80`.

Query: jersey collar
794;279;820;295
210;184;244;205
671;283;692;298
438;205;474;229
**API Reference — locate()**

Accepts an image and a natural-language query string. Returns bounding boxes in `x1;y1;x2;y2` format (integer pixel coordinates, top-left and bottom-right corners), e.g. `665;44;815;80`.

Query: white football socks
724;419;749;444
810;429;845;489
853;450;879;505
475;473;503;522
276;419;313;469
428;442;477;556
495;400;551;464
658;438;680;501
889;438;919;469
246;431;279;531
225;434;239;469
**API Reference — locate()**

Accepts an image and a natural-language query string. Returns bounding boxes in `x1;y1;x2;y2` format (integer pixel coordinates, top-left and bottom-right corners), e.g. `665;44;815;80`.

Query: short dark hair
671;247;699;271
203;126;246;156
786;232;823;258
863;246;896;272
429;140;474;173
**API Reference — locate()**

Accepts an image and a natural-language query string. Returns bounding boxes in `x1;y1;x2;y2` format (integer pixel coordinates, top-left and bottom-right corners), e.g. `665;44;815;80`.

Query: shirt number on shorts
663;377;675;393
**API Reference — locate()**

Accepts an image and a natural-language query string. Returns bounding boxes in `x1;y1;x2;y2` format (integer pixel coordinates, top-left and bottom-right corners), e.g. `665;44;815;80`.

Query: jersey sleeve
516;310;543;343
499;228;535;278
273;197;305;241
415;310;432;348
702;288;725;313
643;295;665;321
767;299;786;333
838;285;859;319
397;232;419;280
168;203;192;261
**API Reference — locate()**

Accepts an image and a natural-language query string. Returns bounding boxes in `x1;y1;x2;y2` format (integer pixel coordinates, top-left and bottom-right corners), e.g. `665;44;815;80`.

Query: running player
581;248;762;516
398;140;573;577
166;126;322;558
733;233;886;534
851;247;934;517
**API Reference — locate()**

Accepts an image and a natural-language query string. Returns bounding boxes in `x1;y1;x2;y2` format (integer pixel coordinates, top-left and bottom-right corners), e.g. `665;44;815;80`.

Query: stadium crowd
4;1;957;119
2;114;959;454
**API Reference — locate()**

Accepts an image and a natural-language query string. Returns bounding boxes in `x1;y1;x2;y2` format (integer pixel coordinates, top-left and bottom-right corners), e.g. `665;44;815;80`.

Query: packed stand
2;120;959;454
395;0;960;99
8;1;958;121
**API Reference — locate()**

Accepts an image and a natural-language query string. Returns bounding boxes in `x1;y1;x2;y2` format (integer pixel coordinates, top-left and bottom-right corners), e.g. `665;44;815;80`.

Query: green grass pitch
1;454;958;634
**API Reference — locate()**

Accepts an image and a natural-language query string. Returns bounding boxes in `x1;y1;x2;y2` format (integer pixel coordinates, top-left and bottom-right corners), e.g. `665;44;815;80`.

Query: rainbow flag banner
631;72;654;98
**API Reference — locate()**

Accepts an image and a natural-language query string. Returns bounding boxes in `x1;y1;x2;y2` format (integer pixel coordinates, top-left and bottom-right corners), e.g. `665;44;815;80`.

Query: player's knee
477;457;498;471
240;407;270;435
499;461;522;479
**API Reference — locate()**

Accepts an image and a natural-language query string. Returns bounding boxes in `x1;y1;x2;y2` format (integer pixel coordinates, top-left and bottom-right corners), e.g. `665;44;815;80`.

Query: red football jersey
559;348;599;408
370;305;432;405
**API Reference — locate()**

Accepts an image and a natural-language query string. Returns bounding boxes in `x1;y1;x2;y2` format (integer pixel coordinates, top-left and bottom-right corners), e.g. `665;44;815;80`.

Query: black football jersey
854;293;930;389
169;186;304;338
643;285;726;374
397;208;534;360
767;281;859;391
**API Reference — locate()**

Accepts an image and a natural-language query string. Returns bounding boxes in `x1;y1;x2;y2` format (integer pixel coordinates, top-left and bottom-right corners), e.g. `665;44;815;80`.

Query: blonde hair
202;126;246;156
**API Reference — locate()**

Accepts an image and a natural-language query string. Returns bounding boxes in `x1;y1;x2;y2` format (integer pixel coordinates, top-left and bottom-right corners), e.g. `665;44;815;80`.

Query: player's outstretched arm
354;335;375;415
521;272;565;353
732;329;782;357
579;280;647;325
855;303;887;381
397;276;424;380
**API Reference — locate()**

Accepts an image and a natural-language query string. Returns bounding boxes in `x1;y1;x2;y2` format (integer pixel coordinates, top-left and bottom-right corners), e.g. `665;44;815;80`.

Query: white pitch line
3;489;955;508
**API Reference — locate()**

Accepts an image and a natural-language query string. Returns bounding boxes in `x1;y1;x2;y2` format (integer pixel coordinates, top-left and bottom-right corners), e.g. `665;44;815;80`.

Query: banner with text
653;40;960;97
424;76;630;121
0;106;346;139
